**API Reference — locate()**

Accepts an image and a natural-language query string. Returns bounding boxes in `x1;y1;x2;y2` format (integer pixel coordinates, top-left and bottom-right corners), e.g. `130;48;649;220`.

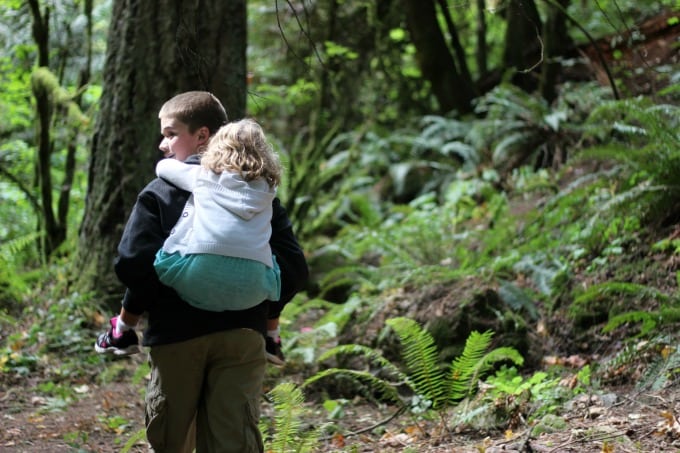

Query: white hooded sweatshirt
156;158;275;267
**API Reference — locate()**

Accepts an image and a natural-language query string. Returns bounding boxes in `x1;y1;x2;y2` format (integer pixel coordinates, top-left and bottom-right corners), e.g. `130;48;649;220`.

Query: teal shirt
154;250;281;312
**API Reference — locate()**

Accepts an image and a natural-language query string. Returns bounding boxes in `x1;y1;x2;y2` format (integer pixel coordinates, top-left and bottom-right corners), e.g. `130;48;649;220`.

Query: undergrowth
1;80;679;450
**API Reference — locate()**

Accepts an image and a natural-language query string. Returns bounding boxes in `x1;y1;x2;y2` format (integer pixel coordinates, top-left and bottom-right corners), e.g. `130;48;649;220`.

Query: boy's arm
120;289;146;317
114;187;168;314
156;158;198;191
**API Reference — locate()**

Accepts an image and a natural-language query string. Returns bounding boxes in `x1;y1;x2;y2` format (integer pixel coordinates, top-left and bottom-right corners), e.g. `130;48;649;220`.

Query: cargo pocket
244;398;264;453
145;367;167;451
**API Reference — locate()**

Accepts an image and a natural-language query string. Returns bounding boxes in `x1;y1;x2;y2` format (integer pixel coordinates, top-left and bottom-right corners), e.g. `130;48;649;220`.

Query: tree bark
435;0;477;100
540;0;571;103
28;0;62;256
75;0;247;304
401;0;473;114
502;0;543;92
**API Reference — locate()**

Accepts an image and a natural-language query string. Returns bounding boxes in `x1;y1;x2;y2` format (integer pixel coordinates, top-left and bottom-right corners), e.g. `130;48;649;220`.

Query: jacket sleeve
114;186;169;315
268;197;309;318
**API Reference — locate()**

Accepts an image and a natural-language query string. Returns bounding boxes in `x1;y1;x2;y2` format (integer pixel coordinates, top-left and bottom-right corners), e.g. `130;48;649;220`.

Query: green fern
576;281;669;303
303;368;404;404
386;317;446;408
572;281;669;321
603;337;680;392
315;344;408;383
120;429;146;453
317;264;377;300
603;311;658;337
303;317;524;417
279;296;366;365
471;83;585;173
579;95;680;224
637;344;679;391
0;232;41;262
415;115;479;171
279;297;335;322
448;332;524;403
0;232;41;305
265;382;322;453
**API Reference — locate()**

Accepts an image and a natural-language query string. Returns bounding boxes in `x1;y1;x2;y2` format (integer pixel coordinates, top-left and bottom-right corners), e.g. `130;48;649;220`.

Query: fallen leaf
331;433;345;447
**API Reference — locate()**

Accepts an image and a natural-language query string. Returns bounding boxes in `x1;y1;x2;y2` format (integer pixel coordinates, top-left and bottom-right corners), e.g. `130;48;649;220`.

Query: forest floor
1;347;679;452
4;169;680;452
2;170;680;452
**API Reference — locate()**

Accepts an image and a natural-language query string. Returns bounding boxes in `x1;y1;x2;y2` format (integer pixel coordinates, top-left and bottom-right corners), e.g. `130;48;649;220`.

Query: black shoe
94;316;140;356
265;336;285;366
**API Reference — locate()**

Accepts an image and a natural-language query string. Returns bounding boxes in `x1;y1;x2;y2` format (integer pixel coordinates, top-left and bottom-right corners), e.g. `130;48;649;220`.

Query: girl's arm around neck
156;158;198;191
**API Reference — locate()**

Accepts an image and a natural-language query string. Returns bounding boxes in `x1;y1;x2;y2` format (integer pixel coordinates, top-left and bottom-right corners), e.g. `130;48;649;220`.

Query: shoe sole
94;343;141;356
266;352;285;367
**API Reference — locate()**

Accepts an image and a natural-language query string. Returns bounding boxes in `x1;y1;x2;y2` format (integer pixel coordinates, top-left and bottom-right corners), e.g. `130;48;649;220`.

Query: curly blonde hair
201;119;282;187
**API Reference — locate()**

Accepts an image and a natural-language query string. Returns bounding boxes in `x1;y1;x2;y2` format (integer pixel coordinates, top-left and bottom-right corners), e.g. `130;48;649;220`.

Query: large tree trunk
540;0;572;103
401;0;474;114
502;0;543;92
75;0;247;306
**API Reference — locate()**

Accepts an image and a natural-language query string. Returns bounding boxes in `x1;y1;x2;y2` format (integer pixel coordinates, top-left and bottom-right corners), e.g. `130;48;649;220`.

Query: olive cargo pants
145;329;266;453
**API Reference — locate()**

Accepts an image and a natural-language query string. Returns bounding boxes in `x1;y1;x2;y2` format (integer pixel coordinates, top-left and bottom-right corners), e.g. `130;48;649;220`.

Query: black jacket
114;156;308;346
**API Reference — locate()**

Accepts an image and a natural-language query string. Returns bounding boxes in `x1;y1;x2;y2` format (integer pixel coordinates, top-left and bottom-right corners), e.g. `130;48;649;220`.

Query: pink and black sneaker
94;316;140;356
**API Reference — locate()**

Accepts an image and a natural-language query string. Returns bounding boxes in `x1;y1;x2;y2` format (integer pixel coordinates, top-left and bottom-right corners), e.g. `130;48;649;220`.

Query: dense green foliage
0;0;678;449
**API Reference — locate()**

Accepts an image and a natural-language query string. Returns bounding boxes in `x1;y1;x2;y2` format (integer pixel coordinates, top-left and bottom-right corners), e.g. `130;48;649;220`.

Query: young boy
94;91;307;451
95;93;306;365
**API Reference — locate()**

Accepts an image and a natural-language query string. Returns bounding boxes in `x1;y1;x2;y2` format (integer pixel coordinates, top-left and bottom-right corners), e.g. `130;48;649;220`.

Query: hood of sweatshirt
196;169;275;220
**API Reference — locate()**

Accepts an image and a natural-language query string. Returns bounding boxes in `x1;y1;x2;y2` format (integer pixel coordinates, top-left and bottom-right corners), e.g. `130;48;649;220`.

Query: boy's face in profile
159;116;208;162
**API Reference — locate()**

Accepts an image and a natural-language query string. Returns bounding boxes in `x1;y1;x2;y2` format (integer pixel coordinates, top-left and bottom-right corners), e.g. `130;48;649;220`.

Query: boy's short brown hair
158;91;228;135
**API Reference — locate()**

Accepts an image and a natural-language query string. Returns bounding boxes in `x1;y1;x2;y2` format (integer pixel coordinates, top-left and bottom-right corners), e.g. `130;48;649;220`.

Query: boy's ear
197;126;210;144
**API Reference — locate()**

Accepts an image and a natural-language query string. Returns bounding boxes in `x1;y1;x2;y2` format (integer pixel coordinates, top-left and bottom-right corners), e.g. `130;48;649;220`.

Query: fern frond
0;310;18;326
603;311;657;336
451;401;495;427
448;330;494;402
574;281;669;306
318;264;376;289
491;132;535;165
281;297;335;321
441;141;480;170
472;347;524;387
637;345;680;392
0;231;41;262
314;295;363;333
420;115;470;142
316;343;406;382
268;382;307;453
302;368;403;404
386;317;446;407
603;342;639;376
659;306;680;324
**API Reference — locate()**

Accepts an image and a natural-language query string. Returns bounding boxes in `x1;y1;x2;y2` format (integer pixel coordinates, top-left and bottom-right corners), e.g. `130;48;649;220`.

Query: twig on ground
323;406;407;440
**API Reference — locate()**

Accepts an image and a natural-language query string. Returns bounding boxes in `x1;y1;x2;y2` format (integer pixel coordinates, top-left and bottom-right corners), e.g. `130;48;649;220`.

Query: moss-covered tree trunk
75;0;246;307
